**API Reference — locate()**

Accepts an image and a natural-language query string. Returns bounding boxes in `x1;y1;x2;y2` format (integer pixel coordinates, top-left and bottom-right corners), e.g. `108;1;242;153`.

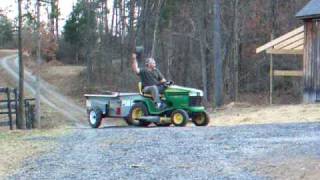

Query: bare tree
34;0;42;129
151;0;162;57
198;0;209;101
214;0;223;107
17;0;26;129
55;0;59;41
105;0;109;33
129;0;136;51
233;0;240;102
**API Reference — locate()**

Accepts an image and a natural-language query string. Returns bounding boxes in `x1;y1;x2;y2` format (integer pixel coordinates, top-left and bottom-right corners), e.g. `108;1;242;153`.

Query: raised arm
131;53;140;74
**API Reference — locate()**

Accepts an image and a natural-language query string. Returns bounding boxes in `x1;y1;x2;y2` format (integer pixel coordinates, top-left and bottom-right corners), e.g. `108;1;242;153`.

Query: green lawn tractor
126;81;210;127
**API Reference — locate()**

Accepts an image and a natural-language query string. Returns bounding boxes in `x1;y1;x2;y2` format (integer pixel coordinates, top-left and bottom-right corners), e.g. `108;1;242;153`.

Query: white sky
0;0;76;31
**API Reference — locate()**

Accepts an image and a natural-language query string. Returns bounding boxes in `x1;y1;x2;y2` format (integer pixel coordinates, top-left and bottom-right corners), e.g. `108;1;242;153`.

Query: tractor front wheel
171;109;189;127
192;111;210;126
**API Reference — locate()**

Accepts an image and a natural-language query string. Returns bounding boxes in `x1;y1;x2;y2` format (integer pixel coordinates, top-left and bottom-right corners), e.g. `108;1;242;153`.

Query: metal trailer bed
85;92;141;119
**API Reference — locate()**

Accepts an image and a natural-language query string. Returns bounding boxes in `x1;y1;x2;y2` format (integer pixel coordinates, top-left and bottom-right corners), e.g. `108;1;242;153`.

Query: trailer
85;92;141;128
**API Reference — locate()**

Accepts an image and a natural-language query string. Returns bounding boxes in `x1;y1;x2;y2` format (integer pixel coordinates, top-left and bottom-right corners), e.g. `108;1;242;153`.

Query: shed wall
303;19;320;102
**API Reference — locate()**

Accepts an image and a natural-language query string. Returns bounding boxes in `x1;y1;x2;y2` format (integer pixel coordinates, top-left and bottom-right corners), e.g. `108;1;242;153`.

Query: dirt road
0;54;86;125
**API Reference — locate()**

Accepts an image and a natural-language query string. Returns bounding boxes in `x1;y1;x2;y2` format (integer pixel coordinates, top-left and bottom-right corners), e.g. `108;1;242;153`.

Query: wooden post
270;0;276;105
25;100;30;129
14;88;18;127
270;35;274;105
6;88;13;130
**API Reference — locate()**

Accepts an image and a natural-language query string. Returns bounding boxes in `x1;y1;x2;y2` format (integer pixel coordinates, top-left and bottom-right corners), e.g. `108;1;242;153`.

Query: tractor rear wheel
127;103;151;127
192;111;210;126
171;109;189;127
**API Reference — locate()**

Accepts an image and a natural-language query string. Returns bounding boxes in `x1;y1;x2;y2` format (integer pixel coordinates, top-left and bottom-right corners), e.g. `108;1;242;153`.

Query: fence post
30;104;35;128
14;89;18;126
25;100;30;129
15;89;19;128
6;88;13;130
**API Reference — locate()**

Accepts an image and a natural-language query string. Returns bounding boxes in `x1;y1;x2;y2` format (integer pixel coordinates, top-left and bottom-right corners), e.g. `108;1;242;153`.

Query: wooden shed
256;0;320;103
296;0;320;103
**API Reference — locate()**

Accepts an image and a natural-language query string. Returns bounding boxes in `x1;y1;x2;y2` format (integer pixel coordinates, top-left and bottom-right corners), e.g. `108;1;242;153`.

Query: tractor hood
166;85;204;96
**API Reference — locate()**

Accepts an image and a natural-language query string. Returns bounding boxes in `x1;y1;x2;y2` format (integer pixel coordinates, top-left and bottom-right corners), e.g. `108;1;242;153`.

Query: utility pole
35;0;41;128
214;0;223;107
17;0;26;129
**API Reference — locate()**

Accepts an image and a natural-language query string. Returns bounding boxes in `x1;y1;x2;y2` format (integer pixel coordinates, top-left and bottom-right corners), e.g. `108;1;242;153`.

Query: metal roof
296;0;320;19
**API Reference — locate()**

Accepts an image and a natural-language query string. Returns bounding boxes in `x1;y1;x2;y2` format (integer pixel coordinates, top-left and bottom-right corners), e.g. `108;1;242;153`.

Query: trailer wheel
192;111;210;126
88;108;103;128
127;103;151;127
171;109;189;127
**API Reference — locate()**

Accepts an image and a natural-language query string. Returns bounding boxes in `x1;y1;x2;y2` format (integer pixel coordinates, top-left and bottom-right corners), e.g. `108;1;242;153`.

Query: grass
210;103;320;126
0;127;72;178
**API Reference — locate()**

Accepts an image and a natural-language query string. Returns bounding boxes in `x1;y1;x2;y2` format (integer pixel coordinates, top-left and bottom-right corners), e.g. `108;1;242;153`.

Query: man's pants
143;85;165;104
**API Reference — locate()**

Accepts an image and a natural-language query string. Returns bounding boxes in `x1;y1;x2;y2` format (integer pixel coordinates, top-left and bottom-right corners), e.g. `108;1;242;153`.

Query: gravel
7;122;320;180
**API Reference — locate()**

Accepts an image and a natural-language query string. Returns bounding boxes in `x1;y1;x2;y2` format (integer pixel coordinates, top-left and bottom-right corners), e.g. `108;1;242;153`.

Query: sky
0;0;76;31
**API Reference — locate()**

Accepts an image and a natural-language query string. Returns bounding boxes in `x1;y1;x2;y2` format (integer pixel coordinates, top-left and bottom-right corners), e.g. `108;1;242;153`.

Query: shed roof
256;26;304;55
296;0;320;20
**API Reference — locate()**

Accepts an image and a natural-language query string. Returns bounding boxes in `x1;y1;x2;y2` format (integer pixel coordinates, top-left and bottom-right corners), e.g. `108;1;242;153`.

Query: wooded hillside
0;0;310;106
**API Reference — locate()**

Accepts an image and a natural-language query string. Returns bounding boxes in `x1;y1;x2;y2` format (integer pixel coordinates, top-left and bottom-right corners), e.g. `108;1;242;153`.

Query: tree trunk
105;0;109;33
151;0;162;57
214;0;223;107
35;0;41;128
233;0;240;102
198;0;209;102
166;18;173;80
51;0;56;40
55;0;59;41
200;29;208;102
17;0;26;129
110;0;115;37
129;0;136;52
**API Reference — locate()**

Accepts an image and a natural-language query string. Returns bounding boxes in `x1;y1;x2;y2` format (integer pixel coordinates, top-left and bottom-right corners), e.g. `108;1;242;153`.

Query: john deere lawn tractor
125;81;210;127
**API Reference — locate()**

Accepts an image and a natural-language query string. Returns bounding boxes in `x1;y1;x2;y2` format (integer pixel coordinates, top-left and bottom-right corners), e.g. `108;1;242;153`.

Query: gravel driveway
8;122;320;180
1;52;320;179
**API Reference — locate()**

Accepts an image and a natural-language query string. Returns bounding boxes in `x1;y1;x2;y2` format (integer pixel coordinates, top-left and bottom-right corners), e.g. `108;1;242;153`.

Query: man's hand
160;79;166;83
131;53;140;74
132;53;137;60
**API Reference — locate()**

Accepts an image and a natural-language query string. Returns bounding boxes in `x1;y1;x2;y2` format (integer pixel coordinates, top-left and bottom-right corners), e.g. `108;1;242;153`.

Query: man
131;53;166;109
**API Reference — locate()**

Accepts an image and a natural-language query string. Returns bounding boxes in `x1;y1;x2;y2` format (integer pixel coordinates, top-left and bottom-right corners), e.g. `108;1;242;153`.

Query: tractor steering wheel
163;80;174;87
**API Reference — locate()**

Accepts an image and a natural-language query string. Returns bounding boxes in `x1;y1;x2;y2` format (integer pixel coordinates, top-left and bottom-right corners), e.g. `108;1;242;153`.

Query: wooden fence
0;87;35;130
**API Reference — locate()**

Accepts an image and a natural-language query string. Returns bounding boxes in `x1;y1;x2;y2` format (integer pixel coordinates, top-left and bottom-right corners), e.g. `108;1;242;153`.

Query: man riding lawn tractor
131;53;167;110
85;49;210;128
126;52;210;127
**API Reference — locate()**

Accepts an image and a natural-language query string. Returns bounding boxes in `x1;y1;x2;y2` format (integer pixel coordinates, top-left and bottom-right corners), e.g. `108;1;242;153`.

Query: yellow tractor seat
138;82;164;98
